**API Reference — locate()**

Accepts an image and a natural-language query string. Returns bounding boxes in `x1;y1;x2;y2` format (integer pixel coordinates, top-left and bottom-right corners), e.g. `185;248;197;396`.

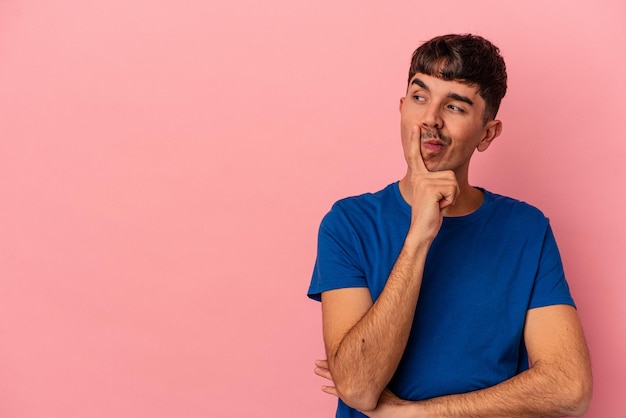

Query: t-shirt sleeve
307;205;368;302
528;223;575;309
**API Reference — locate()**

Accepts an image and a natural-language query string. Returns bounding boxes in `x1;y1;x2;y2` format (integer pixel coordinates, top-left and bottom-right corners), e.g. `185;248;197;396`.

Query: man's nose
421;105;443;130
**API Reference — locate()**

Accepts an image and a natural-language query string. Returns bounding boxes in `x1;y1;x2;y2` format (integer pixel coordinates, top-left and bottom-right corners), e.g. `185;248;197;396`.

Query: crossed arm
317;303;592;417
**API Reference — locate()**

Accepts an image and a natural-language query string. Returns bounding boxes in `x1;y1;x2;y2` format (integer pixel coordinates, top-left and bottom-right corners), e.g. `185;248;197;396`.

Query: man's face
399;73;501;177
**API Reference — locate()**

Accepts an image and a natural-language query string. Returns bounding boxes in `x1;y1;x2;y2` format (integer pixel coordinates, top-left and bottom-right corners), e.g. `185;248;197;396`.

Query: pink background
1;1;624;416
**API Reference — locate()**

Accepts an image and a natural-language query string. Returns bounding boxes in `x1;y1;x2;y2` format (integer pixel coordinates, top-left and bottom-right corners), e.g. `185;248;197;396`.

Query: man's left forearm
407;362;591;418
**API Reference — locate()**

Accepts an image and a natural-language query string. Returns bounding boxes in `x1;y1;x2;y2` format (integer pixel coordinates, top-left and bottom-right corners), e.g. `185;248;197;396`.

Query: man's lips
422;140;445;153
420;129;450;154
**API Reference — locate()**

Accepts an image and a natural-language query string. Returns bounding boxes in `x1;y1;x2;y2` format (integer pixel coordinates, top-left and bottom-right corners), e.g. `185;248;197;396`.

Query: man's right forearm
325;236;430;411
325;124;459;411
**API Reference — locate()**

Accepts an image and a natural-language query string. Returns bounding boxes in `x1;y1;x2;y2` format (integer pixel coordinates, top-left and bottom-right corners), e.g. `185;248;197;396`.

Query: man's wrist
403;230;433;256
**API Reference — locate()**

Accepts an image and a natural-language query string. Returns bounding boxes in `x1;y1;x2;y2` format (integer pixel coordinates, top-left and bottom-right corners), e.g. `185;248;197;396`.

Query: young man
308;34;592;417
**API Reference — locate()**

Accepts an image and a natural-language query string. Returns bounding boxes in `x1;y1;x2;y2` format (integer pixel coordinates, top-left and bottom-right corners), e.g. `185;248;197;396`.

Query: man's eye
413;95;425;101
448;104;463;112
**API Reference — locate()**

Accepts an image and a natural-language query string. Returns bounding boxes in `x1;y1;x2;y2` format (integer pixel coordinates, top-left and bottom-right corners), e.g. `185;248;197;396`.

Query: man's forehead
409;73;480;96
409;73;484;108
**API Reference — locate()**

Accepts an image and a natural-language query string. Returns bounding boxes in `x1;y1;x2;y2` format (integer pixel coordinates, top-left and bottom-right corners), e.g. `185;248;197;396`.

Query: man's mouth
422;140;444;153
420;130;450;154
421;129;450;143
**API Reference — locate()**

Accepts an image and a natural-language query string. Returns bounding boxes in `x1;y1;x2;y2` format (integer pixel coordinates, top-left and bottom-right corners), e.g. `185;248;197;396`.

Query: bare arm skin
316;304;592;417
321;126;459;411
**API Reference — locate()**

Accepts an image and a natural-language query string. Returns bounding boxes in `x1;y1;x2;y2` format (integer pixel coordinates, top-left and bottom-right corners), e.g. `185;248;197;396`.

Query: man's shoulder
328;182;400;215
319;182;404;234
483;189;549;225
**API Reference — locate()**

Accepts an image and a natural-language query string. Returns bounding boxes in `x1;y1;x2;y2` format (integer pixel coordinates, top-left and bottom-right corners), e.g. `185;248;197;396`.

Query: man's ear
477;120;502;152
399;96;405;112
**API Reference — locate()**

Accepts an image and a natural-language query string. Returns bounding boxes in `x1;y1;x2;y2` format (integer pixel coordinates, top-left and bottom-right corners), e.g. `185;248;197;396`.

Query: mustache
421;129;451;145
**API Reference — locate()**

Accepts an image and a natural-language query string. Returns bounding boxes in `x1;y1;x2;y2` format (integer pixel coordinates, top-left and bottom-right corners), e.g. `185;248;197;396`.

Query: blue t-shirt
308;182;574;417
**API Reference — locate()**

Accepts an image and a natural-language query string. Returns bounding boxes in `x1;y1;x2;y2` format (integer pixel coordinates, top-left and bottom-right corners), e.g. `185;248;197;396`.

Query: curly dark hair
408;34;507;124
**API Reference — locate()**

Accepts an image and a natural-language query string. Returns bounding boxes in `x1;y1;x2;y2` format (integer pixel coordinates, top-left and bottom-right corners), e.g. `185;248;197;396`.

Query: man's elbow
563;374;593;417
334;380;381;412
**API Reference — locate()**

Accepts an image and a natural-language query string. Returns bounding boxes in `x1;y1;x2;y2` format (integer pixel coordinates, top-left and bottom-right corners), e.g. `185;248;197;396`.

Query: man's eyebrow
411;78;474;106
447;93;474;106
410;77;429;91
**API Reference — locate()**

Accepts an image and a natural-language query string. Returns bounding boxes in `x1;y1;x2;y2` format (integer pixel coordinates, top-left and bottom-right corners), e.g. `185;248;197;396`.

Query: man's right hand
405;125;459;244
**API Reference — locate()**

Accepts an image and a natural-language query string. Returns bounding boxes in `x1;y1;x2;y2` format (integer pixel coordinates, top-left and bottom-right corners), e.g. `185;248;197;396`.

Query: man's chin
423;157;445;172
